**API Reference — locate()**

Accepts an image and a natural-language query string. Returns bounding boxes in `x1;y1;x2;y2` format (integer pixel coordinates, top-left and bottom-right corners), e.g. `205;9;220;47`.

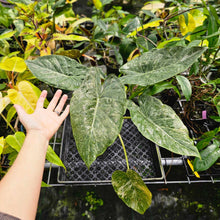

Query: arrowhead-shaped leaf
128;95;200;157
120;46;206;86
112;169;152;214
70;71;127;168
26;55;88;91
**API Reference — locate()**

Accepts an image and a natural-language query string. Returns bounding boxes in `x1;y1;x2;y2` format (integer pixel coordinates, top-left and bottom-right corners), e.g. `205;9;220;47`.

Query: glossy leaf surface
8;81;42;114
26;55;88;91
70;72;126;168
5;132;25;152
53;33;90;41
0;57;27;73
112;169;152;214
120;46;206;86
128;96;200;157
176;75;192;101
0;92;11;114
0;30;17;40
46;145;66;170
194;142;220;172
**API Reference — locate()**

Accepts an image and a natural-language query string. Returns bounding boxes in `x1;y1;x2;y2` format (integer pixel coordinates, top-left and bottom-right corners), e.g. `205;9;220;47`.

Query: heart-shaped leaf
70;71;127;168
26;55;88;91
120;46;206;86
128;95;200;157
112;169;152;214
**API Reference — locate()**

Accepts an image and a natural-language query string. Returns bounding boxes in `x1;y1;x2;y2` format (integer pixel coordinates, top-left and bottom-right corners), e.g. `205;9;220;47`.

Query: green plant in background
192;128;220;172
12;0;90;58
82;191;103;218
0;47;65;184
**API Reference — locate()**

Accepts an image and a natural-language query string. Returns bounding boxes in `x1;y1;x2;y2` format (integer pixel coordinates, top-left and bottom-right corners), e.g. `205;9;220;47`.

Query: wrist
26;130;49;147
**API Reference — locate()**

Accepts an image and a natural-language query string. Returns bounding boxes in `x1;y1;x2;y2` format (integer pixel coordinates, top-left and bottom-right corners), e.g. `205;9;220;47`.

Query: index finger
36;90;48;109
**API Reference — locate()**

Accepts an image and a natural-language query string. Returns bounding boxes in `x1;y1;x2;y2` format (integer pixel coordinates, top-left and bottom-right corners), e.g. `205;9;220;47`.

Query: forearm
0;132;49;220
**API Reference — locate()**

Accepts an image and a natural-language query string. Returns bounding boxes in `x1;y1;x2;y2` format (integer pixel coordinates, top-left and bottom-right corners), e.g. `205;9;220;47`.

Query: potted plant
25;44;205;214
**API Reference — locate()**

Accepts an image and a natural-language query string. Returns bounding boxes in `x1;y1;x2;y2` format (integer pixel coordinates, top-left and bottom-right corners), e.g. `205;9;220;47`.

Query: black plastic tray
57;116;163;185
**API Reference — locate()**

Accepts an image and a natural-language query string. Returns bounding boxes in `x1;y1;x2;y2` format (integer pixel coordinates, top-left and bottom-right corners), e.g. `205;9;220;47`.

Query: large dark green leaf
70;71;127;168
112;169;152;214
128;95;200;157
193;141;220;172
120;46;206;86
26;55;88;91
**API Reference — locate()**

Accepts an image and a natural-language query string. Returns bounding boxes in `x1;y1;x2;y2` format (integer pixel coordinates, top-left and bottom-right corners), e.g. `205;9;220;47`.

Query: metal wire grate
57;117;163;185
44;99;220;186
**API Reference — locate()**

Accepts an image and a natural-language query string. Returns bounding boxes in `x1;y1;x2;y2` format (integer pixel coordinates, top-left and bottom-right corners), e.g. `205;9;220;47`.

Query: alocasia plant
26;45;206;214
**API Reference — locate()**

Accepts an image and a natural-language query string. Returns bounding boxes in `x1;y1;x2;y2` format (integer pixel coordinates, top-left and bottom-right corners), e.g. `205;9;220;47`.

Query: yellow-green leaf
7;106;17;124
179;14;195;41
179;10;206;41
141;1;165;13
0;92;11;114
112;169;152;214
0;30;17;40
5;132;25;152
128;19;163;37
157;37;181;49
19;27;36;37
41;181;52;187
7;80;42;114
93;0;102;10
53;33;90;41
0;57;27;73
65;18;92;34
46;145;66;170
66;0;77;3
0;136;4;155
190;9;207;28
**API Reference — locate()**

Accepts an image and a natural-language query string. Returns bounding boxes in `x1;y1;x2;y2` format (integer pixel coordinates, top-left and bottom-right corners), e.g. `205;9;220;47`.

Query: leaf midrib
136;106;193;149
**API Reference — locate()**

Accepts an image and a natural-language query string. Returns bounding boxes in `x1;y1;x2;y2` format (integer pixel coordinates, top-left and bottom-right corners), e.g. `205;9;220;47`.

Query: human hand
14;90;70;141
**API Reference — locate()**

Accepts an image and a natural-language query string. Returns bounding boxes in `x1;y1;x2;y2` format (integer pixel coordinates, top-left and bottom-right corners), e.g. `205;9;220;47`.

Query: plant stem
137;33;157;47
118;134;130;170
0;113;15;133
13;35;25;52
